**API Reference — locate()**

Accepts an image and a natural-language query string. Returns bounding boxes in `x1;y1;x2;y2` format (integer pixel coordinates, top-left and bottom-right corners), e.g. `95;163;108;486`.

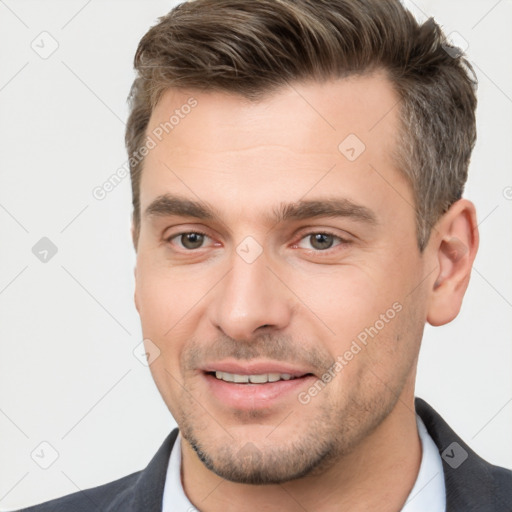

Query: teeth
249;374;268;384
214;371;296;384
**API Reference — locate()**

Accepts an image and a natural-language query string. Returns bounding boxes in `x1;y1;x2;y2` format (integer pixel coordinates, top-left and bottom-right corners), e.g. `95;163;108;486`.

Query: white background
0;0;511;509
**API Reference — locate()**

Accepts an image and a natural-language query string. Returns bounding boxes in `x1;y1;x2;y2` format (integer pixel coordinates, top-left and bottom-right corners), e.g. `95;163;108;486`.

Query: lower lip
203;372;317;410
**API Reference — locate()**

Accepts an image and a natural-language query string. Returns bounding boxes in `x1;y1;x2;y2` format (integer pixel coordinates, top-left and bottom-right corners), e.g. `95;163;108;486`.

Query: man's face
134;73;432;484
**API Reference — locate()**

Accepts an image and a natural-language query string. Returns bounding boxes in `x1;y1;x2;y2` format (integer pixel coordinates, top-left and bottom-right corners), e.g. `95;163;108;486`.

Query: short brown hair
126;0;477;250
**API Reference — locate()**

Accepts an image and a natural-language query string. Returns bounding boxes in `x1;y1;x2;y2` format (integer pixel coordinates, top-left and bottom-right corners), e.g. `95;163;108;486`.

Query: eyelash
165;230;349;255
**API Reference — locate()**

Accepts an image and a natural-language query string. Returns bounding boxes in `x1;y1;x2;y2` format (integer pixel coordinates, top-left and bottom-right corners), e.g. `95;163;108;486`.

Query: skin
133;71;479;512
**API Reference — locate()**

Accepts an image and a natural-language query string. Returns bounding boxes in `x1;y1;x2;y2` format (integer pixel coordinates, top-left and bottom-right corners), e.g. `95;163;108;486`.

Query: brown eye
308;233;336;250
181;233;205;249
295;231;346;252
167;231;209;250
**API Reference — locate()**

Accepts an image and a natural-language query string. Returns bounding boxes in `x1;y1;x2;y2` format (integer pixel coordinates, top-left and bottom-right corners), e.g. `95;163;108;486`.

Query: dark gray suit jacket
14;398;512;511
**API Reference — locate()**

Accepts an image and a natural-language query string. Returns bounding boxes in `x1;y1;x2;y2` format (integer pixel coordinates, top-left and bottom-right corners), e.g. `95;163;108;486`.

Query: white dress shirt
162;414;445;511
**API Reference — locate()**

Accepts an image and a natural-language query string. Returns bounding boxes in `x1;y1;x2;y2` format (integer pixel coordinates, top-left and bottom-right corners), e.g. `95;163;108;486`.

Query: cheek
293;260;420;391
135;257;198;334
134;265;187;382
358;292;424;385
290;263;403;342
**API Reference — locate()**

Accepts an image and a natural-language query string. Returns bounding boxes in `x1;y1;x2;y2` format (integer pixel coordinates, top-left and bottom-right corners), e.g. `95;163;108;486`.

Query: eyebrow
144;193;377;226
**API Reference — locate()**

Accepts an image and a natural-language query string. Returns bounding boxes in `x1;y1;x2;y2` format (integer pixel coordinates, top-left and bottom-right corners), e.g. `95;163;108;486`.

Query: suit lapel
415;397;496;511
120;428;179;512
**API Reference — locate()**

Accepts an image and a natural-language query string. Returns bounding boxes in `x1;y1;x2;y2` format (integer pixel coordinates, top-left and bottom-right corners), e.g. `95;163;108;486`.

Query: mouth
200;363;317;410
208;371;311;384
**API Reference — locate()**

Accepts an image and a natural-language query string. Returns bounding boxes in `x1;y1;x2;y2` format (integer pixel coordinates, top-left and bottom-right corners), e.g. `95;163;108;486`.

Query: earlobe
426;199;479;326
133;265;140;313
131;218;141;313
131;222;137;252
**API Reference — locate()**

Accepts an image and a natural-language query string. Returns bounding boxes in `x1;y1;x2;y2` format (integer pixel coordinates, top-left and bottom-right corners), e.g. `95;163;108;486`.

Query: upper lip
202;360;314;378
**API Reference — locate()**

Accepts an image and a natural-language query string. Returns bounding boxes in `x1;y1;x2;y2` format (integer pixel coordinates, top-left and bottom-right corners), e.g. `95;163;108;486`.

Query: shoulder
14;471;141;512
485;463;512;508
415;397;512;510
11;428;179;512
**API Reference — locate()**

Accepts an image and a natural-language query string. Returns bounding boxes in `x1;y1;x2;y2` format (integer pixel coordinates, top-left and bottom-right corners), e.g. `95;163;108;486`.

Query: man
15;0;512;511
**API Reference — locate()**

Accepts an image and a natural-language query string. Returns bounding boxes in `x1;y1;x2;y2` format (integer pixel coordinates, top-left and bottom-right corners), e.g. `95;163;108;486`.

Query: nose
208;246;294;342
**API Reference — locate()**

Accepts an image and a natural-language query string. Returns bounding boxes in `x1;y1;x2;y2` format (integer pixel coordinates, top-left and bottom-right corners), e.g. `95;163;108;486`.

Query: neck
180;392;422;512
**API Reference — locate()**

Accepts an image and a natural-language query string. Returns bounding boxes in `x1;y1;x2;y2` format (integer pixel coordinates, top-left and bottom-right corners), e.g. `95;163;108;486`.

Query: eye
165;229;349;254
166;231;212;250
293;231;348;253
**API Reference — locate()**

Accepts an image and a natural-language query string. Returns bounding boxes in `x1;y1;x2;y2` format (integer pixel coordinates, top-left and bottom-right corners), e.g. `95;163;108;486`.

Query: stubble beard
178;384;400;485
174;330;413;485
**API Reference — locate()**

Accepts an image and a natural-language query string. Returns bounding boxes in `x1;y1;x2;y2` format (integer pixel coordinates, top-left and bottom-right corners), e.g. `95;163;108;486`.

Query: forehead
138;72;412;228
146;70;400;153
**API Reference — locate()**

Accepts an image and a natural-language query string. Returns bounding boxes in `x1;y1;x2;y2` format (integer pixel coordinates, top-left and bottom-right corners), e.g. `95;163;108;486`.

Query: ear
131;220;138;252
426;199;479;326
133;265;141;314
131;221;140;313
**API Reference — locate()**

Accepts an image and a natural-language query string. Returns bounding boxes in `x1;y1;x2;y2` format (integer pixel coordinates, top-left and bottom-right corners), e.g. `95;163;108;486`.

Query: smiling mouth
208;371;312;384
